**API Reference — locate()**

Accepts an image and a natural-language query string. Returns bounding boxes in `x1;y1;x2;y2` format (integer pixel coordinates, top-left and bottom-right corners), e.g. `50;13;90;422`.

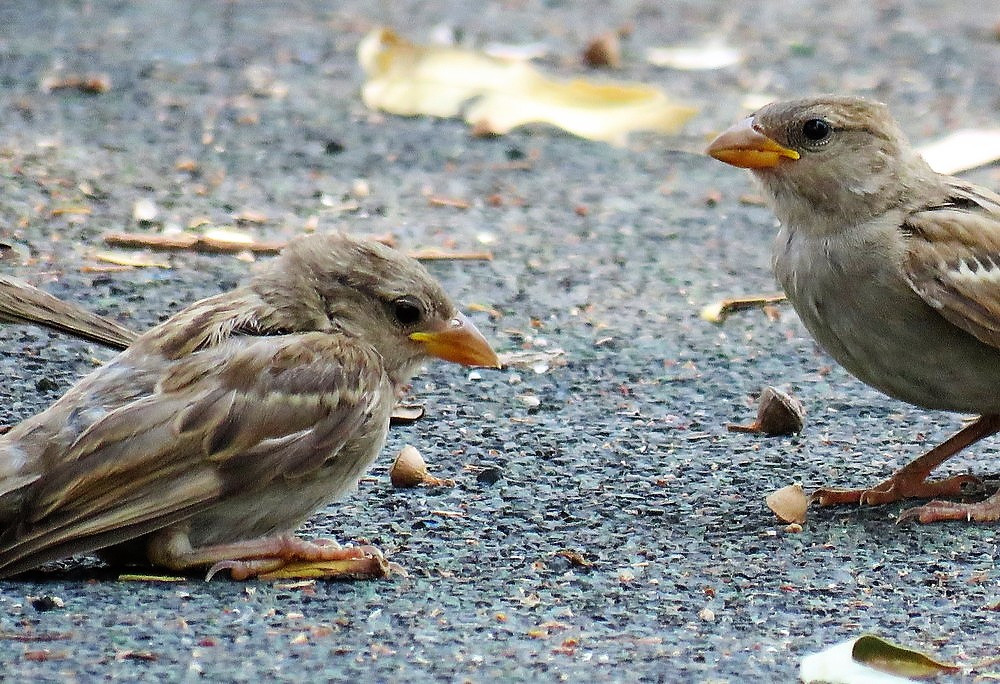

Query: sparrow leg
813;415;1000;507
897;489;1000;524
146;528;393;580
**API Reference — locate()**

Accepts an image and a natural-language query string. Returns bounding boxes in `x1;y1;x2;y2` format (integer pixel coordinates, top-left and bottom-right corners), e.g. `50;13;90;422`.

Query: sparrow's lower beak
410;313;500;368
706;117;800;169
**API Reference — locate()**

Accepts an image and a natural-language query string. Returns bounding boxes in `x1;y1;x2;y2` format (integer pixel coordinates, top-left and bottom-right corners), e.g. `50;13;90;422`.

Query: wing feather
0;332;388;576
903;178;1000;349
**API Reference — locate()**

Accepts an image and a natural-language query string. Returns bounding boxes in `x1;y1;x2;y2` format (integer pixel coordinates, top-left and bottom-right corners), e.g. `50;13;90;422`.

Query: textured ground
0;1;999;681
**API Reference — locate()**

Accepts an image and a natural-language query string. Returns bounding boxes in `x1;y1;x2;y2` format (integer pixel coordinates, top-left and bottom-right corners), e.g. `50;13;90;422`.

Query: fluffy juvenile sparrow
707;95;1000;524
0;275;136;349
0;233;499;578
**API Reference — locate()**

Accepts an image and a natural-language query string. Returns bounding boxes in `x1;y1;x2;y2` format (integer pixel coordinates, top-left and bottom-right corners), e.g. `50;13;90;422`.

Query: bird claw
898;495;1000;525
813;473;983;508
202;541;394;581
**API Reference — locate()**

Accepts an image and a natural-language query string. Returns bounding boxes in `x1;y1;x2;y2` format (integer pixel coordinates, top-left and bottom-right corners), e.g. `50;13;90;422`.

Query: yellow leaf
917;129;1000;175
852;635;961;679
358;28;696;145
94;251;171;269
801;635;961;683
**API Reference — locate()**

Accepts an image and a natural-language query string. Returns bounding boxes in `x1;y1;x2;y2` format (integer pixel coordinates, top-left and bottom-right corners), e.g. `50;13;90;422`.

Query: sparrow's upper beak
410;312;501;368
706;117;800;169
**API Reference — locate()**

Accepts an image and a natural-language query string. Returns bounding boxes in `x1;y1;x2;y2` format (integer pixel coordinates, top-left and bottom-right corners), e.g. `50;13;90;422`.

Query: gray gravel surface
1;1;999;681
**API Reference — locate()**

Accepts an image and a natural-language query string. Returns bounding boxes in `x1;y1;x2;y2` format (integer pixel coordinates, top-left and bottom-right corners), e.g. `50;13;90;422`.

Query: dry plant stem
103;231;489;261
405;248;493;261
714;293;787;317
103;231;288;254
813;414;1000;506
148;530;390;580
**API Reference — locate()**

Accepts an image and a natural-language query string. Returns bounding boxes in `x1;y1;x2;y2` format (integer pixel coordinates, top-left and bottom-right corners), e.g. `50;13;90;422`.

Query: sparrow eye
801;118;832;142
391;297;423;326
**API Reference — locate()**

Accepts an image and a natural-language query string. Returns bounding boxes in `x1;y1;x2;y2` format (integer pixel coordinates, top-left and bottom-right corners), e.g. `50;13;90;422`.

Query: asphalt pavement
0;1;998;681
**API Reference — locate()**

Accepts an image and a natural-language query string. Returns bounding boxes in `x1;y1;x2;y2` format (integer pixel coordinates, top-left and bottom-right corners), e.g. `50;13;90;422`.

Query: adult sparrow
0;233;500;578
707;95;1000;524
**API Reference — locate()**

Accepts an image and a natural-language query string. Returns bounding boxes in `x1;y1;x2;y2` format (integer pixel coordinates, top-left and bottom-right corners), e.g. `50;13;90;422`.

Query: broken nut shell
729;386;805;436
390;445;455;488
766;483;808;524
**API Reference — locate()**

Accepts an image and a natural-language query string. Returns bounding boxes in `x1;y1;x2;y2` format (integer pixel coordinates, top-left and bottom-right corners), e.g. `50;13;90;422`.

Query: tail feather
0;275;137;350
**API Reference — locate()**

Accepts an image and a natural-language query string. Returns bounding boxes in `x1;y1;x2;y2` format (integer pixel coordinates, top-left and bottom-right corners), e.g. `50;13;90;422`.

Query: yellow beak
409;312;501;368
706;117;800;169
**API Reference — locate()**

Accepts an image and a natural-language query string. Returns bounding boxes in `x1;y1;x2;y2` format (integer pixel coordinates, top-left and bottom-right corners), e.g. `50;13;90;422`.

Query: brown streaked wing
903;178;1000;350
0;332;388;577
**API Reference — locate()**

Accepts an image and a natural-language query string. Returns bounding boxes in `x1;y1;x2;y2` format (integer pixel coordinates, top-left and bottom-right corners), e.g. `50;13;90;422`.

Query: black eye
801;118;832;142
391;297;423;326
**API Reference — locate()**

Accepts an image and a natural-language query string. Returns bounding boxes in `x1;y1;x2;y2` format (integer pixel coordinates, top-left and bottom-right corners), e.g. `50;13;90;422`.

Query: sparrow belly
183;428;389;547
774;228;1000;414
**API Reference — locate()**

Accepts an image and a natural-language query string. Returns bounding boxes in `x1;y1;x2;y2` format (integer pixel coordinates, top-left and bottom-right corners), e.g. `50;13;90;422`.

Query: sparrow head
251;234;500;379
706;95;935;226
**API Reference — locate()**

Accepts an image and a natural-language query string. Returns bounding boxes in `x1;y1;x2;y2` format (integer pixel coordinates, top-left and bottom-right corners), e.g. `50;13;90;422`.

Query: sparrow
0;233;500;578
707;95;1000;524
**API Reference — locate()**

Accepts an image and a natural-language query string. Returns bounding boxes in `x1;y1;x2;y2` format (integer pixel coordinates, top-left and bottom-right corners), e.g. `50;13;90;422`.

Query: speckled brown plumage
708;95;1000;523
0;233;499;578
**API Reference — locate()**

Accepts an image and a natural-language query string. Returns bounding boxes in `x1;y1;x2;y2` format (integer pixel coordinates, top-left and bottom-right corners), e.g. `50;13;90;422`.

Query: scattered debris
115;649;158;662
132;199;159;224
351;179;371;199
582;32;622;69
645;41;741;70
555;550;592;567
117;574;189;582
497;348;567;373
517;394;541;409
358;27;696;145
389;445;455;488
765;483;808;525
917;128;1000;175
234;209;269;224
700;293;787;323
39;72;111;94
102;231;489;261
93;251;171;269
475;466;503;485
427;195;471;209
389;403;425;425
28;595;65;612
0;631;73;642
24;650;67;662
104;230;285;254
429;509;464;518
729;386;805;436
405;247;493;261
50;205;92;217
